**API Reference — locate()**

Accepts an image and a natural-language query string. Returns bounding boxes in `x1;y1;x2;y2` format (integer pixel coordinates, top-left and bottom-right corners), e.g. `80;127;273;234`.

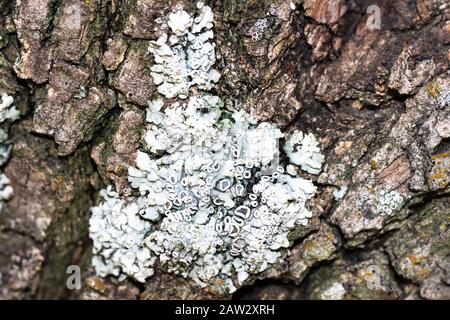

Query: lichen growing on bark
0;0;449;301
90;3;325;295
0;93;19;211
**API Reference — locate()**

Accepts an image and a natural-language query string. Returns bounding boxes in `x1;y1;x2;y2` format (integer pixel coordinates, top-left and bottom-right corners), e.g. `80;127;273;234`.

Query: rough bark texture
0;0;449;300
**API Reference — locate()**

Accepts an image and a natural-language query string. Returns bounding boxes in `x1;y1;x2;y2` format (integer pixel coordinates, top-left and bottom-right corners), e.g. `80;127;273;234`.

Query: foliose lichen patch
90;2;325;295
284;130;325;175
0;93;20;212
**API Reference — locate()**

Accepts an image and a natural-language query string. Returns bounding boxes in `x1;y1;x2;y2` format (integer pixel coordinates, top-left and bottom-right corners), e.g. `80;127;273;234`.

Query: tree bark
0;0;449;300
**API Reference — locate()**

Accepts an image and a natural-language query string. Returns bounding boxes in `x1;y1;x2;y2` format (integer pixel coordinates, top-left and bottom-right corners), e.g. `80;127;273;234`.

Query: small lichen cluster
360;265;383;290
428;152;449;190
148;2;220;99
321;282;346;300
284;130;325;175
90;187;156;283
436;85;449;109
250;18;270;42
90;3;325;294
356;185;404;216
90;95;321;292
399;245;431;279
427;81;449;109
333;185;348;201
0;93;20;211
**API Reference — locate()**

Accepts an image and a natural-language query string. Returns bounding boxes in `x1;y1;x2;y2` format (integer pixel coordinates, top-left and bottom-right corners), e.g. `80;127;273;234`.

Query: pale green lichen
0;93;20;212
148;2;220;99
90;2;325;294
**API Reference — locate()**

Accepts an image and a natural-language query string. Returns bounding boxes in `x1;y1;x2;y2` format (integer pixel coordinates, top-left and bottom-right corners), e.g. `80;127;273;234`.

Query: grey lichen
89;187;156;283
356;185;404;216
333;185;348;201
90;2;325;294
284;130;325;175
148;2;220;99
0;93;20;211
435;84;450;109
320;282;346;300
250;18;270;42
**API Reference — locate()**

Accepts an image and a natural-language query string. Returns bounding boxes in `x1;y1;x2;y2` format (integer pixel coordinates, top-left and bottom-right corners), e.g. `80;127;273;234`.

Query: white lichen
283;130;325;175
333;185;348;201
89;187;156;283
321;282;346;300
148;2;220;99
435;84;449;109
250;18;270;42
0;93;20;212
90;3;324;294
